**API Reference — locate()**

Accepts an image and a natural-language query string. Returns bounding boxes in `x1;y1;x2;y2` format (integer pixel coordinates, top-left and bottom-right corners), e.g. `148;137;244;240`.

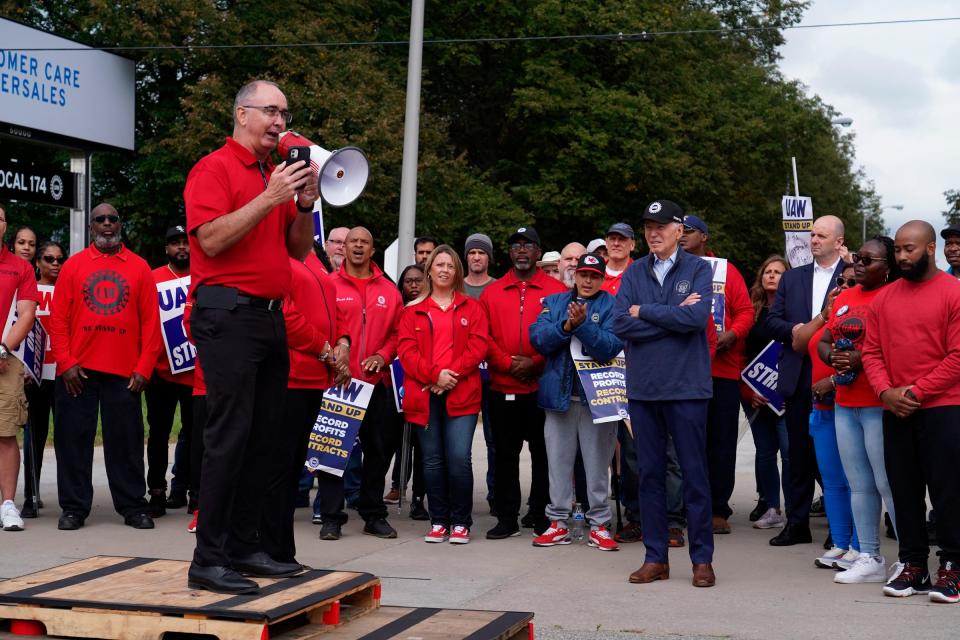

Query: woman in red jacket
397;245;489;544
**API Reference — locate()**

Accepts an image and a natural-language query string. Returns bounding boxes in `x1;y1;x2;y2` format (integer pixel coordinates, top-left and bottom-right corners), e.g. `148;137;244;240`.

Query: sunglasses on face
850;253;885;266
93;214;119;224
836;276;857;288
41;255;67;265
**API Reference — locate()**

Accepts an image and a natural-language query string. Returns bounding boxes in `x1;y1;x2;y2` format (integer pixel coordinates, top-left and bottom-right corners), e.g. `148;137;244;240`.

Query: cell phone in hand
286;146;311;170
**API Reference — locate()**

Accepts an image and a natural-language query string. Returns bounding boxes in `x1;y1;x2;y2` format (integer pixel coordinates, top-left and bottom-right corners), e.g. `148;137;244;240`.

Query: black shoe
488;500;497;517
20;502;38;519
884;512;898;540
188;564;259;595
810;496;825;517
363;518;398;539
124;512;155;529
232;552;304;578
165;490;188;509
58;513;85;530
319;521;342;540
749;498;768;522
486;520;521;540
769;524;812;546
409;498;429;521
823;532;833;550
147;489;166;518
520;511;540;529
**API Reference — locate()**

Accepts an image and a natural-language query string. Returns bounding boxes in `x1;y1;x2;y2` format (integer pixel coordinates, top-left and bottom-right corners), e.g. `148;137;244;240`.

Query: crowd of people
0;79;957;605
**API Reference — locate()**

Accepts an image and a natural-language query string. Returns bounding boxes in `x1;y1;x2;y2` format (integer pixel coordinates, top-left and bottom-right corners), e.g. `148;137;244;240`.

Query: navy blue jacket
764;261;846;397
529;289;622;412
612;249;713;401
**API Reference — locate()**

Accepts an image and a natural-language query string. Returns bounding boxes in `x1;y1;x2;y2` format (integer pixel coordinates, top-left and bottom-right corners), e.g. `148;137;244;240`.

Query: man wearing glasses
480;227;566;540
183;80;317;594
48;204;161;532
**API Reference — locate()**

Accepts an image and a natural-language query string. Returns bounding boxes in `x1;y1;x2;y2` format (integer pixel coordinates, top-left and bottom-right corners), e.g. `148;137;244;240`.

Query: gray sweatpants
544;400;618;528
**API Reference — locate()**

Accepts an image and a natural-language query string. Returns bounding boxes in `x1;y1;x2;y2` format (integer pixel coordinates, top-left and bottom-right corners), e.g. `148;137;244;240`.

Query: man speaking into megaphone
182;79;323;595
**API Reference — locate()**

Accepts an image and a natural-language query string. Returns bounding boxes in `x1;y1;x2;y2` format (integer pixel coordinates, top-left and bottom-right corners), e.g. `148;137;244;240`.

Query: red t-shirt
808;325;833;411
428;297;456;372
49;245;162;379
184;137;297;300
828;285;883;407
0;245;40;345
152;265;195;387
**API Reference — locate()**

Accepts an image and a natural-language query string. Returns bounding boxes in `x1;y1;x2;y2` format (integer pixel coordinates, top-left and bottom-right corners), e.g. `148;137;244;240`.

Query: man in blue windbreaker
612;199;716;588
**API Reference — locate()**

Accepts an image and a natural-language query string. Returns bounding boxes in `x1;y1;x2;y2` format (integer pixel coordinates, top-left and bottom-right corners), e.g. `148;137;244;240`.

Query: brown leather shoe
628;562;669;584
712;516;731;534
692;563;716;587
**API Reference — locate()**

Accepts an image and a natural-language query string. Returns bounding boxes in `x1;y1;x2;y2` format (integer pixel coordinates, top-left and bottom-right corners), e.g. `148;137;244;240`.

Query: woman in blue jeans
397;246;489;544
819;237;899;584
793;263;861;569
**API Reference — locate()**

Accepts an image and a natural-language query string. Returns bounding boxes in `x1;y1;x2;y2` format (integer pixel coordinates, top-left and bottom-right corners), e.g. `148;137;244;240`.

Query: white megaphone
278;131;369;207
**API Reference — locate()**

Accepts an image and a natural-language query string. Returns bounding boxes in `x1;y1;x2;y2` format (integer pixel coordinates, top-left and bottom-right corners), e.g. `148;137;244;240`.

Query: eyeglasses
510;242;538;251
850;253;886;266
836;276;857;288
41;255;67;265
242;105;293;125
93;214;119;224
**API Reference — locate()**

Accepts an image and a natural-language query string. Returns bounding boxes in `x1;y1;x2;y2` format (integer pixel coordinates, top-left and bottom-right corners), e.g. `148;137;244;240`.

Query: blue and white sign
2;298;46;384
157;277;195;374
702;257;727;334
389;357;404;413
570;337;628;424
741;340;785;416
305;380;374;476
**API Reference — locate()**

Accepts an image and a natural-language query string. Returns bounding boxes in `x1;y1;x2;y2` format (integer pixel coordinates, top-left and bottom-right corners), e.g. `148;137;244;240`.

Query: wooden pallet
316;606;533;639
0;556;379;639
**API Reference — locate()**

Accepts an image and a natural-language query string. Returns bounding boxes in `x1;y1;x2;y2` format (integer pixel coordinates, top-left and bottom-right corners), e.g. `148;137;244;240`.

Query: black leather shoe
20;502;38;519
188;564;259;594
520;511;540;528
124;512;155;529
165;491;188;509
58;513;85;530
319;521;342;540
363;518;398;539
486;520;520;539
409;498;429;521
232;552;304;578
769;524;812;546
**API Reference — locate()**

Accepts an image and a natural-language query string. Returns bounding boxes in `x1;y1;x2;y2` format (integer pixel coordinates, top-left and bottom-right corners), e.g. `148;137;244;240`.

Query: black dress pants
190;304;288;567
24;379;54;505
706;377;742;519
883;406;960;565
783;379;816;527
261;387;324;563
488;390;549;522
54;371;148;518
145;375;193;492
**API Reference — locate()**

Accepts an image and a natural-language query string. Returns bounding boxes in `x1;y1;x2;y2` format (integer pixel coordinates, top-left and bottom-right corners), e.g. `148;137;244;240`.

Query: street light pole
397;0;425;276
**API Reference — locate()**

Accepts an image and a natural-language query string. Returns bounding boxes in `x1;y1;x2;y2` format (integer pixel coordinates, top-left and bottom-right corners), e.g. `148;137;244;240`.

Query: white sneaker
1;501;24;531
753;508;787;529
834;548;860;571
815;546;846;569
834;553;886;583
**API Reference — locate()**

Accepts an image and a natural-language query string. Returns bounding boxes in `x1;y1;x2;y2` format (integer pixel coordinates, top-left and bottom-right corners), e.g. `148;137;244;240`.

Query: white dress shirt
811;257;841;319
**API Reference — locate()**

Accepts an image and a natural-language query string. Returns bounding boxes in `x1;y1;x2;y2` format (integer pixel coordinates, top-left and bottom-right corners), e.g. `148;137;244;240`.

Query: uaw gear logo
83;270;131;316
517;227;527;233
460;317;468;326
676;280;691;295
648;201;662;214
50;175;64;201
591;313;600;323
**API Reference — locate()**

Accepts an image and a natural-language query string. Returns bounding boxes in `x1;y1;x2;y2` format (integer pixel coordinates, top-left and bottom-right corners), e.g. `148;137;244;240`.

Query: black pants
191;395;207;502
390;420;425;499
24;379;55;504
488;390;549;522
317;382;401;524
707;377;741;519
145;375;193;493
783;382;816;527
617;420;641;523
190;304;288;567
261;387;324;563
883;406;960;565
53;371;148;518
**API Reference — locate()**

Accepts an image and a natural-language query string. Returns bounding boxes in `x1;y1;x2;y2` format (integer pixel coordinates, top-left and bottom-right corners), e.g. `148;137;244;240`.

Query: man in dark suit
765;215;847;546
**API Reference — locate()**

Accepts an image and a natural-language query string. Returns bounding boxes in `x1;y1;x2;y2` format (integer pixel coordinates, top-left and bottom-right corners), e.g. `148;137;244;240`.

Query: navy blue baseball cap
606;222;635;239
683;215;708;235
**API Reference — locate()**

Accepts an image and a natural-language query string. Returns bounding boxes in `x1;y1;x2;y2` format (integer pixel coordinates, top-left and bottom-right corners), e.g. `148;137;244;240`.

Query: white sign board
782;195;813;268
0;18;135;150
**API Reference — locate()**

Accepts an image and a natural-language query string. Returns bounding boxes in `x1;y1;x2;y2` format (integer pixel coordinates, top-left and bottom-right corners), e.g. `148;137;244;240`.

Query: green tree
944;189;960;226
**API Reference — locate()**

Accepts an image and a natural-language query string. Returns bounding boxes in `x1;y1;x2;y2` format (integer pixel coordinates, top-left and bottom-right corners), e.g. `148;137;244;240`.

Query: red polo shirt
184;137;297;300
152;265;195;387
49;244;162;379
0;245;40;336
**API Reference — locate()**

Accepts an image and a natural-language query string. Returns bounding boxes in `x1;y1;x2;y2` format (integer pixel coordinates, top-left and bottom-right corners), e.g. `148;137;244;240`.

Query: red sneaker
588;526;619;551
187;510;198;534
424;524;449;543
532;521;572;547
450;525;471;544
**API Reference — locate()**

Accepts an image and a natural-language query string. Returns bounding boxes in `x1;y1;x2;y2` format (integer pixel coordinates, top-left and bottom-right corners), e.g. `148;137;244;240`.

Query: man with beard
144;226;196;516
942;224;960;278
463;233;496;298
863;221;960;604
49;204;162;532
481;227;566;539
559;242;586;290
324;227;348;272
415;236;437;265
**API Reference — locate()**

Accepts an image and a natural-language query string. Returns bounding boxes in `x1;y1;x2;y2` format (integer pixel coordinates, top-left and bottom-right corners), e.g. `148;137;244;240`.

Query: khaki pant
0;358;27;437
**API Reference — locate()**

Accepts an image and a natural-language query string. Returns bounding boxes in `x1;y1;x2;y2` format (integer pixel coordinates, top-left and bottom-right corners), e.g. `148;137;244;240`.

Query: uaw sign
305;380;374;476
157;277;195;374
741;340;785;416
702;257;727;334
782;196;813;268
0;158;76;208
2;297;46;384
570;336;628;424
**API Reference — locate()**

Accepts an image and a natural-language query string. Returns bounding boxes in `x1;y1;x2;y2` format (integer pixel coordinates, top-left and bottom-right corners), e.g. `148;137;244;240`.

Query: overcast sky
778;0;960;264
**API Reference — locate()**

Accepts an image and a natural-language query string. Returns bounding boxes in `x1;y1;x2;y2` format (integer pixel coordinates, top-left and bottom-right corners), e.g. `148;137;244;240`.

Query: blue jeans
416;394;477;528
835;404;894;555
746;404;789;510
809;408;859;551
